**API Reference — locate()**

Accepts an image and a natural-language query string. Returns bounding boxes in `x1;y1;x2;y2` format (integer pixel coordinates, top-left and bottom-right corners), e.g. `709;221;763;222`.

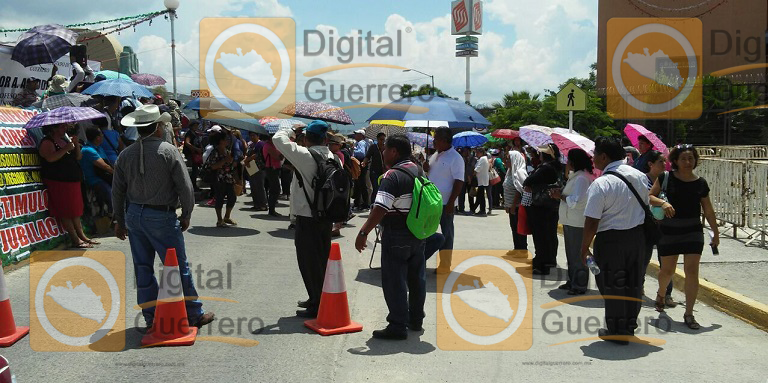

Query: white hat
120;104;172;127
354;129;365;135
207;125;223;133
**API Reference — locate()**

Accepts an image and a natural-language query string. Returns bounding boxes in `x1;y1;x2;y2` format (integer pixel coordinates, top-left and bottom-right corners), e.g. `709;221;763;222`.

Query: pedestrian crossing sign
556;82;586;111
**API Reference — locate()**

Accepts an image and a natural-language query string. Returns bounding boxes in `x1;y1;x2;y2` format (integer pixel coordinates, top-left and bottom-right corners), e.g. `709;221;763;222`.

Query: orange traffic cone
0;269;28;347
305;243;363;336
141;249;197;347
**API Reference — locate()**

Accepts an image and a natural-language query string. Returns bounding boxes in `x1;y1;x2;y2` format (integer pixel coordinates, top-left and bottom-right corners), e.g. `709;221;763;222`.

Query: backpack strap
661;171;670;194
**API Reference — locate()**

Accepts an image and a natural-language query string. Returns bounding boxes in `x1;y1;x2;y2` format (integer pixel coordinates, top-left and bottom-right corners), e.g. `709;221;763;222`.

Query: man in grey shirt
113;104;214;332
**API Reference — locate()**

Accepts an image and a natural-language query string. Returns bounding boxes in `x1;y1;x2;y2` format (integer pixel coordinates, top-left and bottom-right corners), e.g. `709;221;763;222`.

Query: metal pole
465;56;471;104
431;75;435;96
170;9;178;99
569;110;573;133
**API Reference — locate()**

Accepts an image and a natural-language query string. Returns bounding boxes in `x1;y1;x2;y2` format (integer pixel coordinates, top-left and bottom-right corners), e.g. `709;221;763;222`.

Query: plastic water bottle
586;255;600;275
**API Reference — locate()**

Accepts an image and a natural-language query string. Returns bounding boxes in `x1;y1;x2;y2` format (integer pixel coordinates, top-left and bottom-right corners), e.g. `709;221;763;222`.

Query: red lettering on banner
12;193;28;217
0;190;49;221
0;229;10;253
45;217;59;237
36;219;50;239
0;196;9;220
16;226;29;247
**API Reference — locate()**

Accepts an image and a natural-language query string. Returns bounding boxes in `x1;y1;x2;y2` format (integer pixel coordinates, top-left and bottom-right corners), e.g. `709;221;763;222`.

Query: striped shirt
375;160;419;228
112;136;194;228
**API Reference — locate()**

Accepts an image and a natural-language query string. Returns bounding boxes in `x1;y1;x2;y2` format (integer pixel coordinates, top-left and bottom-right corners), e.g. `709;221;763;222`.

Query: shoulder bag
606;171;661;245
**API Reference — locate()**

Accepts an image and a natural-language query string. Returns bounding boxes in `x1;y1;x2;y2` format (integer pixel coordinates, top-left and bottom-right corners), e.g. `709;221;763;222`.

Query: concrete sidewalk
1;201;767;382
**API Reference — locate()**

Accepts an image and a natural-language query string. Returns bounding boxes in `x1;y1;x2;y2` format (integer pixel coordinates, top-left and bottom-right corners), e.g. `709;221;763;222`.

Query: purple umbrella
24;107;105;129
279;101;353;125
130;73;167;86
12;24;78;67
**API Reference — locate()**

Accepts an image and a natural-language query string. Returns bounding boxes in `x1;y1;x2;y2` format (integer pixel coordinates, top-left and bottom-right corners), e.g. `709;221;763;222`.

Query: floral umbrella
259;116;279;126
280;101;353;125
407;132;433;148
519;125;554;148
551;132;595;163
264;119;306;134
364;124;406;140
130;73;166;86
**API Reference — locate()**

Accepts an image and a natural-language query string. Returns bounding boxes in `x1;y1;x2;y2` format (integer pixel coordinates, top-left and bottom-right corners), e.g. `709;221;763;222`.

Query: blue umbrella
95;70;132;80
452;131;488;148
81;78;153;98
407;132;434;148
184;96;241;111
366;96;491;129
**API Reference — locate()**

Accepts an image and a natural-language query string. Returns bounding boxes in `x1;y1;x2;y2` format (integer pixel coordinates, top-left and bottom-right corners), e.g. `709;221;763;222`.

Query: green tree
400;84;451;98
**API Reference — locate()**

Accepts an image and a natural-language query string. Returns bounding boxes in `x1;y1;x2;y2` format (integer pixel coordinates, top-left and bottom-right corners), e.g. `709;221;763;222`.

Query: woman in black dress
650;145;719;330
523;143;562;275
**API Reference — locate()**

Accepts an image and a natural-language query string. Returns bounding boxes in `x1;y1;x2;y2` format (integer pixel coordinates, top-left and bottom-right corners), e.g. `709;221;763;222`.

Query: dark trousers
493;176;504;207
280;167;292;196
594;226;645;336
215;181;236;209
527;206;559;270
369;169;382;203
644;244;673;296
189;163;200;191
508;207;528;250
249;170;267;208
295;216;332;311
381;227;426;332
470;186;488;213
265;168;281;212
563;225;588;291
353;167;370;208
457;182;469;211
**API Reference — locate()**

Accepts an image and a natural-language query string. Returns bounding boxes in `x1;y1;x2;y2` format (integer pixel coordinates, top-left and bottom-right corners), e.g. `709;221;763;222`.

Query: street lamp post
403;68;435;96
164;0;179;99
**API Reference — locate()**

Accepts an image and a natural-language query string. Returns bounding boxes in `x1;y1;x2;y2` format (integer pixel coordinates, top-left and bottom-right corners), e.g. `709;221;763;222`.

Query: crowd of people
27;74;719;341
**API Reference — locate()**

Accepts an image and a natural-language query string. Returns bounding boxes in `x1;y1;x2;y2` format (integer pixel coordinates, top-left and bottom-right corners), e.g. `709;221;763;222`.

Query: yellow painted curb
557;224;768;332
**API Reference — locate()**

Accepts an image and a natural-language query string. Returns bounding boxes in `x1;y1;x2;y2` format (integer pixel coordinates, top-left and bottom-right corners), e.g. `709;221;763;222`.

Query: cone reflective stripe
141;248;197;347
304;243;363;336
0;270;29;347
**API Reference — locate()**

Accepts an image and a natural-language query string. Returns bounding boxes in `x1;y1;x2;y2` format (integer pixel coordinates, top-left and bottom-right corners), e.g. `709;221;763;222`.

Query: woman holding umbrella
38;122;97;248
523;143;563;275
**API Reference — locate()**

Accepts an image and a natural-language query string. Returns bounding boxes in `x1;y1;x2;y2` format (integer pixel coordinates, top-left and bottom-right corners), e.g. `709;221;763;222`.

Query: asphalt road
2;196;767;382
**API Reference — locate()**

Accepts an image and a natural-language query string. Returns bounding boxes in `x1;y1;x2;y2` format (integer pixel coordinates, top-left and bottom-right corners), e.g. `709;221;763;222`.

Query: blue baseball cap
305;120;329;135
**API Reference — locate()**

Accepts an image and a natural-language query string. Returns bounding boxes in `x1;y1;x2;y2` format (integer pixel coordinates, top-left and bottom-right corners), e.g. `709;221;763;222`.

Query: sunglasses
675;144;694;150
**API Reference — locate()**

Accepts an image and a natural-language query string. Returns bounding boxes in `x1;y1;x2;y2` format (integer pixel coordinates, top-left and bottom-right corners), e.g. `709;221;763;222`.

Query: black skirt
657;217;704;256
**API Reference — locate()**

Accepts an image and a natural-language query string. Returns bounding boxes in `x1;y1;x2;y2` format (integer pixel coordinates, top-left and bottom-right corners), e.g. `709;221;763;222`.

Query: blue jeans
425;211;454;261
125;203;204;326
381;227;426;332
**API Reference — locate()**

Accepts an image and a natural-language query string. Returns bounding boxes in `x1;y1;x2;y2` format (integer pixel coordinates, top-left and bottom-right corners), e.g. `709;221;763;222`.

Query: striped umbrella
264;119;306;134
31;93;91;110
11;24;78;67
23;106;104;129
130;73;166;86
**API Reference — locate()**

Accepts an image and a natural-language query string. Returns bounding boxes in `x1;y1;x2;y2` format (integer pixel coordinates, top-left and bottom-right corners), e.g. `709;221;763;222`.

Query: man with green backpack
355;134;443;340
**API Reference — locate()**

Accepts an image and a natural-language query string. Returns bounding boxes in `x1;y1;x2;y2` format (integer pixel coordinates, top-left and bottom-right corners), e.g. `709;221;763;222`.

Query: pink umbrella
624;123;669;156
551;132;595;162
259;116;279;126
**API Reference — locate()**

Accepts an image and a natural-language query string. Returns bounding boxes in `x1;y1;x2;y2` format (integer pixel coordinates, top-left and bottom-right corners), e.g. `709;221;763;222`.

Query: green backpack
394;166;443;239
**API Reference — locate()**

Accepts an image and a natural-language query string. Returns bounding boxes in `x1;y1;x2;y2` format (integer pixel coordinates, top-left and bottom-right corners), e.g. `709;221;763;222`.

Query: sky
2;0;598;110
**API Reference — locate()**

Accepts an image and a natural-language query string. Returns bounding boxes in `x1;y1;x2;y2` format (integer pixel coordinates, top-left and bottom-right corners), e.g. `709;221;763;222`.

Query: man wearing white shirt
470;148;490;216
581;137;649;345
423;128;464;273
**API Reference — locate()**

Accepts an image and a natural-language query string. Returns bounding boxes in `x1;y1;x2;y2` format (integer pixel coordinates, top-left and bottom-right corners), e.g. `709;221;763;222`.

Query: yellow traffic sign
556;83;586;111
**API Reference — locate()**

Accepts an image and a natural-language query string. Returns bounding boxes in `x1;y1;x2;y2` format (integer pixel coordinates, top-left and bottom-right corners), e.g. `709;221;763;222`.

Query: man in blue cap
273;120;337;318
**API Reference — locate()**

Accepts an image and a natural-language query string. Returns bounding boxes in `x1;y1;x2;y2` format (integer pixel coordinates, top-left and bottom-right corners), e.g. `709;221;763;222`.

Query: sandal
223;218;237;226
71;242;93;249
216;221;227;228
683;314;700;330
86;239;101;245
655;294;666;312
665;296;678;308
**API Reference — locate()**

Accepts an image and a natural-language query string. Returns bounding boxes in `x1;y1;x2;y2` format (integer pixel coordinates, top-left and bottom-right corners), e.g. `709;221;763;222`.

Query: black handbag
605;171;661;245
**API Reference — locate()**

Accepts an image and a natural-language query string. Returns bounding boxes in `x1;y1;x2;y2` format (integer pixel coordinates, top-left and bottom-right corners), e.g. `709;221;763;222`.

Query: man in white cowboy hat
112;104;215;331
